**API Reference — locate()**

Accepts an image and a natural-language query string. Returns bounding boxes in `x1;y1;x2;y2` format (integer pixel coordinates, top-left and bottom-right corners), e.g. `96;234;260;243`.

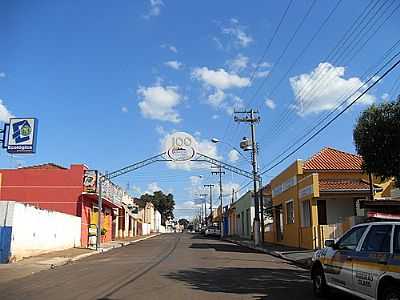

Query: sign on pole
165;132;197;162
6;118;38;154
83;170;98;193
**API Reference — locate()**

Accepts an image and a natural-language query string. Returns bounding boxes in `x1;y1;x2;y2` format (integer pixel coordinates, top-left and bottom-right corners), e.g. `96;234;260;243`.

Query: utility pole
234;109;261;245
203;184;214;225
231;188;235;204
199;193;207;225
212;165;225;238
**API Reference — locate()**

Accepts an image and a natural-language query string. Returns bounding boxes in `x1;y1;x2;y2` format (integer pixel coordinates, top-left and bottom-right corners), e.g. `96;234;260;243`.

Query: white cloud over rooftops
290;62;375;116
137;84;182;123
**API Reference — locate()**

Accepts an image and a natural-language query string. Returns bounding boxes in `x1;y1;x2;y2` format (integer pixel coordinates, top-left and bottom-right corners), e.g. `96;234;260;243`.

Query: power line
260;50;400;176
222;0;294;143
261;0;398;147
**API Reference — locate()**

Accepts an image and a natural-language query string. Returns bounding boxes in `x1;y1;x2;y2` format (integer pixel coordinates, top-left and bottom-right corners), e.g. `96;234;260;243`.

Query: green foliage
353;98;400;187
178;218;189;228
139;190;175;225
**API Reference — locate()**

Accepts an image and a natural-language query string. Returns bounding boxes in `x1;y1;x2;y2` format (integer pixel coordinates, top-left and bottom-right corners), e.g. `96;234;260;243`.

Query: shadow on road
165;267;358;300
190;242;260;253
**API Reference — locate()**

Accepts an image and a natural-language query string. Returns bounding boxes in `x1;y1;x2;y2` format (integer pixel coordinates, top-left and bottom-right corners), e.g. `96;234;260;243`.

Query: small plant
101;228;107;235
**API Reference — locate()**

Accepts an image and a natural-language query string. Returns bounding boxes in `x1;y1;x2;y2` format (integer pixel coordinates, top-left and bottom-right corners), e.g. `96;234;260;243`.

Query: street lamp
211;138;251;164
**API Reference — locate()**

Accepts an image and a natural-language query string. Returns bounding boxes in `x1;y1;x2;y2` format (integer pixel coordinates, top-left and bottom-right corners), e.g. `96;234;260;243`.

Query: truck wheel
312;266;328;297
382;286;400;300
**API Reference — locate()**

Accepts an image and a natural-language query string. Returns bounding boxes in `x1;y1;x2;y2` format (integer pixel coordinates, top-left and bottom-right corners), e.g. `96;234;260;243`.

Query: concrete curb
223;238;312;269
53;234;161;268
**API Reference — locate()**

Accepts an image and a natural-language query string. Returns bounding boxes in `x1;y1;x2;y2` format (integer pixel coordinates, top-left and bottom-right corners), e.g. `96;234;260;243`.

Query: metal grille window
286;200;294;224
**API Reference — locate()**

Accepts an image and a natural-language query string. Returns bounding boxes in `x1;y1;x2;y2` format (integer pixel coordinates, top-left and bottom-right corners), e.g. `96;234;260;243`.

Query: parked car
204;226;221;237
311;221;400;300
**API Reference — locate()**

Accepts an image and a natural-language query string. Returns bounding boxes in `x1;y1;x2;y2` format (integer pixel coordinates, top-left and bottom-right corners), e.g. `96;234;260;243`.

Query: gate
0;226;12;263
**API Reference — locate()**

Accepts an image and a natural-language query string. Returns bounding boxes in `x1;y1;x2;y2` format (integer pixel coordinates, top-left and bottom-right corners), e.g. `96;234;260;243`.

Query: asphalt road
0;233;358;300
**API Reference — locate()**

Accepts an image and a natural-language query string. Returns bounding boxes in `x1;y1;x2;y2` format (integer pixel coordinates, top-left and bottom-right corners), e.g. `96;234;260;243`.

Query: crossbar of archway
95;152;255;250
103;152;254;180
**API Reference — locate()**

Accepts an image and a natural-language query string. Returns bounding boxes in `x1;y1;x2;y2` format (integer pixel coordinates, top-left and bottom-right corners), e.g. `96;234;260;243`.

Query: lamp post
211;138;251;164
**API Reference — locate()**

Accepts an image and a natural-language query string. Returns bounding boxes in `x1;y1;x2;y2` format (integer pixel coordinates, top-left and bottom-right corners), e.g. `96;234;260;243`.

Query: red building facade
0;163;121;247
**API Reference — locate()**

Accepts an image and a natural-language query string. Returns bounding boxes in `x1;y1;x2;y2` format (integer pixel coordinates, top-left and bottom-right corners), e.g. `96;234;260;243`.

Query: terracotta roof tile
319;179;370;192
303;147;363;171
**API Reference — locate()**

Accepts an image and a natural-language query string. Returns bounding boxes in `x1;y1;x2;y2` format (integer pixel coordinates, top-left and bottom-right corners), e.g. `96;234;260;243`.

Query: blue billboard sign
6;118;38;154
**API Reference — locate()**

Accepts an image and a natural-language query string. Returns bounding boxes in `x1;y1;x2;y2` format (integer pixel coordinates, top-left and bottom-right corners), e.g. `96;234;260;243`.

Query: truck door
352;224;392;298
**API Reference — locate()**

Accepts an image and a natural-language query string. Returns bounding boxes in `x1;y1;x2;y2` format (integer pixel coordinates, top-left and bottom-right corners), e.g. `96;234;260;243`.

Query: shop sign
165;132;197;162
83;170;98;193
5;118;38;154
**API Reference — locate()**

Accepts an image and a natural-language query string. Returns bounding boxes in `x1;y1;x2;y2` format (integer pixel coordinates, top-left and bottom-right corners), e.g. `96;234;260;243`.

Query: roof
303;147;363;171
319;179;371;192
18;163;67;170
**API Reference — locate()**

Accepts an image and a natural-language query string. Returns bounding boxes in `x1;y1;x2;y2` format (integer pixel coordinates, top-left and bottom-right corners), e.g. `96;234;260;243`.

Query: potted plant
101;227;107;242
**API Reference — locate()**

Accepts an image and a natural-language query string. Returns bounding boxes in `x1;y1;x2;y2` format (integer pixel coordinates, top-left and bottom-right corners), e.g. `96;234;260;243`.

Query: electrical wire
260;49;400;176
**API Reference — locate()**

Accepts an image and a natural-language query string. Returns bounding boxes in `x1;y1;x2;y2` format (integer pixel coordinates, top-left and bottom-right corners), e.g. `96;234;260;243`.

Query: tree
353;98;400;187
139;190;175;225
178;218;189;229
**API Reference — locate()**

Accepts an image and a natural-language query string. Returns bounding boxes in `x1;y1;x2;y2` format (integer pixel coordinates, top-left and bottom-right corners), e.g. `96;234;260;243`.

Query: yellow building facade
264;147;391;249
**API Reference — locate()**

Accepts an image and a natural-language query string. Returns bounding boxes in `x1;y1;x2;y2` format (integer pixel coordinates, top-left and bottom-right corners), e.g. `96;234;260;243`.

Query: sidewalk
224;236;315;269
0;233;160;284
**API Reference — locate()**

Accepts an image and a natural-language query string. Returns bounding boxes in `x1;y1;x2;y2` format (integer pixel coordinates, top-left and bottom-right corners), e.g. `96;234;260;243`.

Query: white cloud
145;0;164;18
222;18;253;48
212;114;219;120
131;185;142;196
161;44;178;53
213;37;224;50
381;93;390;101
137;84;182;123
192;67;250;90
255;70;270;78
253;62;272;68
147;182;161;193
121;106;128;113
0;99;14;122
208;89;226;107
0;72;5;79
164;60;183;70
290;62;376;116
228;149;240;162
155;125;166;135
265;98;276;110
227;54;249;73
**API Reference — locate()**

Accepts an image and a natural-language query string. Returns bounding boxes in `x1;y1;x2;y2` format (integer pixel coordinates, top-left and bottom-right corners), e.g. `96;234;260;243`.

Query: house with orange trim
264;147;393;249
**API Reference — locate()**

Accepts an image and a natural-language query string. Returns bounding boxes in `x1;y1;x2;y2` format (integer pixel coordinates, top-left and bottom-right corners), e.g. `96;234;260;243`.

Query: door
325;225;368;290
0;226;12;263
317;200;327;225
275;205;283;241
353;224;392;298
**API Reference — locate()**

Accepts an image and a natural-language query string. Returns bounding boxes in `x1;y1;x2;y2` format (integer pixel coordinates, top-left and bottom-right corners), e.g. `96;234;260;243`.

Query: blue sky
1;0;400;220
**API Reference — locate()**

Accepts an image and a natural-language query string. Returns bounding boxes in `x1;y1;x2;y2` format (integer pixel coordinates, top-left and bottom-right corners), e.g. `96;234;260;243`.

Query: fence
312;216;366;249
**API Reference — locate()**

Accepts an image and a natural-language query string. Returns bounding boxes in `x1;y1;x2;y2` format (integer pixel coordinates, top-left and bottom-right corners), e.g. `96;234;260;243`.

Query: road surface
0;233;357;300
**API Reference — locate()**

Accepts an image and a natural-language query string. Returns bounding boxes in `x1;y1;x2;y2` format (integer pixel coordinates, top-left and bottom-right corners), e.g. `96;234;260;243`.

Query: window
286;200;294;224
395;226;400;255
336;226;367;251
301;200;311;227
361;225;393;253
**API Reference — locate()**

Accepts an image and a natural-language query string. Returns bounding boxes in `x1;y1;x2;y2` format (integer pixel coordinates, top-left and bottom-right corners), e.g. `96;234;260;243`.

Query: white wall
0;201;81;261
142;223;151;235
153;210;162;232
